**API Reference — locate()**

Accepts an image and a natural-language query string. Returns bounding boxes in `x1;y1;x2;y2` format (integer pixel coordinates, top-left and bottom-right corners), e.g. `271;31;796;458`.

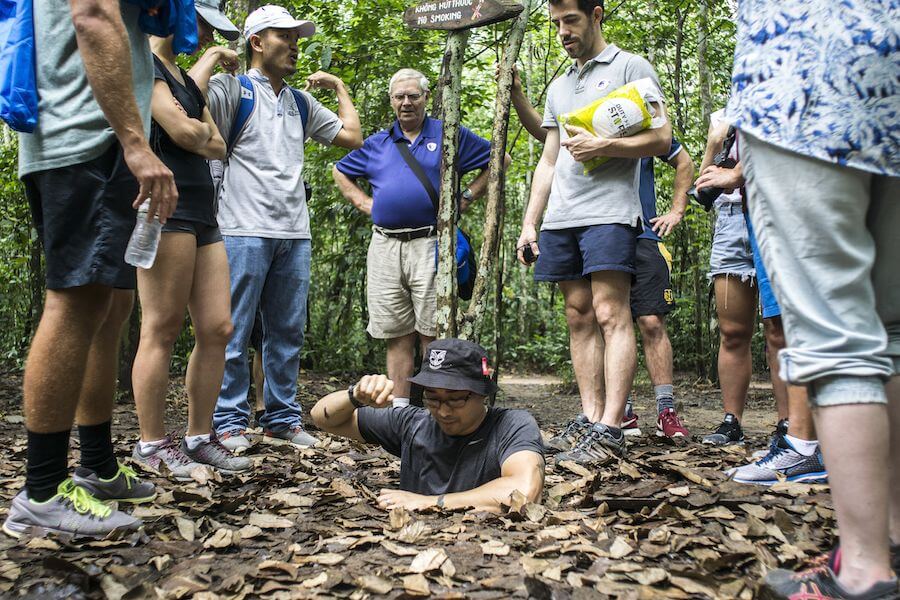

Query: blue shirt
726;1;899;177
637;139;683;241
335;117;492;229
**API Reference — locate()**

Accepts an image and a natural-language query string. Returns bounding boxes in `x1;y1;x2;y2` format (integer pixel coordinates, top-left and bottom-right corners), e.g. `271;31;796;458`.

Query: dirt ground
0;369;834;599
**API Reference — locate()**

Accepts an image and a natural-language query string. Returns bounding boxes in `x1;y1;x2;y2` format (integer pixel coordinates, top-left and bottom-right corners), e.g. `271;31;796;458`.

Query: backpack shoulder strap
289;87;310;136
227;74;256;155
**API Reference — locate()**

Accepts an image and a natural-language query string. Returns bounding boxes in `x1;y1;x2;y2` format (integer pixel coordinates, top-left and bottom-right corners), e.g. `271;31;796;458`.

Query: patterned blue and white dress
726;0;900;177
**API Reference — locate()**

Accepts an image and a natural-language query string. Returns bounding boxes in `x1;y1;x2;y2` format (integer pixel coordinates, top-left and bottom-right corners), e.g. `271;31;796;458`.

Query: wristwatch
348;385;364;409
461;188;474;204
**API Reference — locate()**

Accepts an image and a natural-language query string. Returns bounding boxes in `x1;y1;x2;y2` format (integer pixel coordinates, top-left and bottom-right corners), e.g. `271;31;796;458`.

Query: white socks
138;438;167;454
184;434;211;450
785;434;818;456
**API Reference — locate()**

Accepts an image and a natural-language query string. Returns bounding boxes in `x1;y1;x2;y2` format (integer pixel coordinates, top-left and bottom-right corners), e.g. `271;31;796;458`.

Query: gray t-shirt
19;0;153;177
207;70;344;239
541;45;664;230
357;406;544;496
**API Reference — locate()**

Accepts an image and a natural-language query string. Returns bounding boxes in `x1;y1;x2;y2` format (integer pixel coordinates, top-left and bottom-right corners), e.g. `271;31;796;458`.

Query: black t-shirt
151;55;217;226
357;406;544;495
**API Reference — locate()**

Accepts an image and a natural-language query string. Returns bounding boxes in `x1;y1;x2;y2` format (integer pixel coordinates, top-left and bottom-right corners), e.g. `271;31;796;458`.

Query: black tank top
150;54;217;225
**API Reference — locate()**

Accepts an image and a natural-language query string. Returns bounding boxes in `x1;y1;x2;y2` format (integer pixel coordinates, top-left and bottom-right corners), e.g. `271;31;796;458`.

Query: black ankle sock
26;429;72;502
77;421;118;479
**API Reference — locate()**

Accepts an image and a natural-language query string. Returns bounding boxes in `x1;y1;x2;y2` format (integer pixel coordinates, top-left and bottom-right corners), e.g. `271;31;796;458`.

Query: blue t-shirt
335;117;491;229
637;139;683;241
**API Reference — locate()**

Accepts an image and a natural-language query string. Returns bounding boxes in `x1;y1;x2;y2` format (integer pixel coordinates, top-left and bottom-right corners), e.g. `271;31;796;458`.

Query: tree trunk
459;0;532;341
672;7;686;134
434;30;470;338
697;0;712;131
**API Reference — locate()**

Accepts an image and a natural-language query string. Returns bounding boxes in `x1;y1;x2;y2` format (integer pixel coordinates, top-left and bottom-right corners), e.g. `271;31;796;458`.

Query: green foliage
0;0;773;383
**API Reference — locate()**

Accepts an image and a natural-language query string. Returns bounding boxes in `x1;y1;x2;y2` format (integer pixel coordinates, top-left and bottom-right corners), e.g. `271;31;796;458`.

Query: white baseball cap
244;5;316;39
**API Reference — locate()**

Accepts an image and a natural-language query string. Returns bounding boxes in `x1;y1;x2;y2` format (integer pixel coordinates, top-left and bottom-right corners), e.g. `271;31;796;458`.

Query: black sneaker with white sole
702;413;744;446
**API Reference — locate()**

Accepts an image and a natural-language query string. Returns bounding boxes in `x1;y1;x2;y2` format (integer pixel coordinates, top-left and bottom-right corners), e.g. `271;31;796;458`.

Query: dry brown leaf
393;520;430;544
293;553;345;566
668;486;690;497
521;556;552;575
408;548;448;573
248;512;294;529
203;529;234;549
481;539;510;556
355;574;392;594
608;537;634;559
175;516;195;542
389;507;412;530
402;573;431;596
300;572;328;588
381;539;419;557
619;462;641;479
258;560;298;578
268;491;314;508
237;524;263;539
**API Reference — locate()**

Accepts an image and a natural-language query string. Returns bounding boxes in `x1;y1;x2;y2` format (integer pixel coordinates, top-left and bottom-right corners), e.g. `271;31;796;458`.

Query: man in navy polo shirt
333;68;507;406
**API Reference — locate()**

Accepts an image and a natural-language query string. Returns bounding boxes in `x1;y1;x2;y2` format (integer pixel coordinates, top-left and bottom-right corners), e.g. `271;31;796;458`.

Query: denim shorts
745;213;780;319
534;223;638;281
24;143;138;290
708;201;755;282
162;218;223;247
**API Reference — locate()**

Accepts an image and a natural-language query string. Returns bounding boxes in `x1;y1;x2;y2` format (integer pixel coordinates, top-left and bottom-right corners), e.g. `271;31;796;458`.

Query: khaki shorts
366;230;437;339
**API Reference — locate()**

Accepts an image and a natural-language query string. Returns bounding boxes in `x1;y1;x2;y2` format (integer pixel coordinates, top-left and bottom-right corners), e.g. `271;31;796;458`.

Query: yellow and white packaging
559;77;666;173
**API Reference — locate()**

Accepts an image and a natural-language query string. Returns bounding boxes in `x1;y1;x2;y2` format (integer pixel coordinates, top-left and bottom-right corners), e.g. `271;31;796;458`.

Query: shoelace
660;411;683;429
162;444;195;467
58;479;112;520
558;419;587;440
755;444;788;468
117;463;139;490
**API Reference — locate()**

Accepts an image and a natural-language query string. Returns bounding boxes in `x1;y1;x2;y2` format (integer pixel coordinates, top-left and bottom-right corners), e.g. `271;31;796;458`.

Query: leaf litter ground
0;370;834;599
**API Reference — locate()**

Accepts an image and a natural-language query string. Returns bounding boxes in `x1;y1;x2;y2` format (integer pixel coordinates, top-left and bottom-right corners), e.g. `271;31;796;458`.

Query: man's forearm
310;389;356;431
523;158;553;227
442;474;542;513
70;0;146;152
332;167;373;215
187;47;222;96
596;126;672;160
512;90;547;143
670;154;695;216
335;84;362;146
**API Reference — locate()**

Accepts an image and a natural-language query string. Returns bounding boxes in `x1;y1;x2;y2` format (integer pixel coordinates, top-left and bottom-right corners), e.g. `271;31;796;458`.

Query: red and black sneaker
656;408;689;439
621;412;641;436
758;549;899;600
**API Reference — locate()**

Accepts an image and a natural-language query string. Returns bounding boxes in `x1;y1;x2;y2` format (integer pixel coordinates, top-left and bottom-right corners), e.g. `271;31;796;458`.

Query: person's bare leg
131;234;196;442
591;271;636;427
75;289;134;426
24;286;114;433
762;317;789;422
888;376;900;547
185;242;234;437
636;315;673;389
386;333;417;400
814;393;892;592
253;352;265;413
559;279;604;422
714;275;757;420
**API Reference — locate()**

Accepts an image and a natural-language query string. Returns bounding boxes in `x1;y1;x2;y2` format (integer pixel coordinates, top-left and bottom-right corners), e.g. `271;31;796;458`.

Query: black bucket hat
408;338;498;397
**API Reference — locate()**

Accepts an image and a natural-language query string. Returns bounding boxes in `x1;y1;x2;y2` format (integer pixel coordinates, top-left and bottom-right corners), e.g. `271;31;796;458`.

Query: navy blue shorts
534;224;639;282
24;143;138;290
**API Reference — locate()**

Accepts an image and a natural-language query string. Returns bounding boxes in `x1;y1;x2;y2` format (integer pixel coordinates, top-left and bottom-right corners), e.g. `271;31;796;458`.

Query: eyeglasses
391;92;424;102
422;392;472;409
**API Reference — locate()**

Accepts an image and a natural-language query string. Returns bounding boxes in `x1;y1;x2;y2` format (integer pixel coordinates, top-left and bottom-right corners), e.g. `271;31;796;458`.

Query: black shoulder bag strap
395;138;440;216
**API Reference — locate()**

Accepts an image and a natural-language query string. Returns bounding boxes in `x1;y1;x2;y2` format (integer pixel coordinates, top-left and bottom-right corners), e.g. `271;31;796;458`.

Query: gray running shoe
702;413;745;446
181;436;251;473
263;425;318;448
132;436;202;481
219;429;252;452
73;463;156;504
546;414;591;453
557;423;626;464
727;437;827;485
2;479;141;539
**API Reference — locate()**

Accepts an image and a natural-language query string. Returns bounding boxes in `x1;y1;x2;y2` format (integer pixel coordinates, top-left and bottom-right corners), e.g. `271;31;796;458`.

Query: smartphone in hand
522;244;537;264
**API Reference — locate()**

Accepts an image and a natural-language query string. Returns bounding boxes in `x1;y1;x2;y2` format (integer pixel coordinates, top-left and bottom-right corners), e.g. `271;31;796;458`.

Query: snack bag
559;77;665;173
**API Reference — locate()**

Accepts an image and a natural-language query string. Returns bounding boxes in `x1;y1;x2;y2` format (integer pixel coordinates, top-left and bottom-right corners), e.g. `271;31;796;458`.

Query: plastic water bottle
124;200;162;268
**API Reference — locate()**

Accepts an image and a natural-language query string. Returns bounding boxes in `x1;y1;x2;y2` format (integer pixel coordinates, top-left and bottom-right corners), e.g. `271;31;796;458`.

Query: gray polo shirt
18;0;153;177
207;70;344;239
541;45;665;231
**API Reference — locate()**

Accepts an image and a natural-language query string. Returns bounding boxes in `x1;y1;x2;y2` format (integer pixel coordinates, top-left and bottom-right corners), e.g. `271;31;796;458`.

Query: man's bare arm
515;127;559;265
650;148;696;236
69;0;177;221
509;68;547;143
699;120;729;173
562;102;672;162
311;374;394;443
332;166;373;216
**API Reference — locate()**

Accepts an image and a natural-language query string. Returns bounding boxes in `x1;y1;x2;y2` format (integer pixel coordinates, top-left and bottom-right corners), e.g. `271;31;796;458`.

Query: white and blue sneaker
727;436;827;486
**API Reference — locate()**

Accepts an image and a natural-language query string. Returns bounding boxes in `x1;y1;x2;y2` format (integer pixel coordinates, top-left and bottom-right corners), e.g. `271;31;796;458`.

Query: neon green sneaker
2;479;142;539
73;462;157;504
